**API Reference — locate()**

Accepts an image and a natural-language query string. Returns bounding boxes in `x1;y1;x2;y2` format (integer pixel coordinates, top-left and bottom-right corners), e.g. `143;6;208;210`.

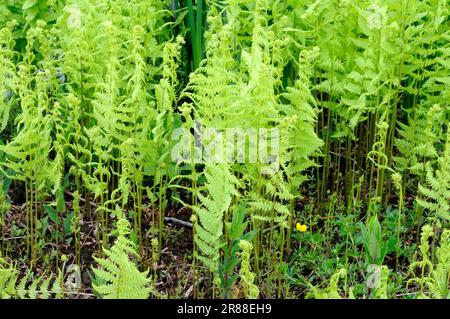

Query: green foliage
0;256;63;299
0;0;448;300
0;21;17;134
306;268;354;299
416;132;450;222
238;240;259;299
191;164;238;273
92;217;154;299
360;215;388;266
219;203;256;297
394;105;444;177
369;265;391;299
407;224;450;298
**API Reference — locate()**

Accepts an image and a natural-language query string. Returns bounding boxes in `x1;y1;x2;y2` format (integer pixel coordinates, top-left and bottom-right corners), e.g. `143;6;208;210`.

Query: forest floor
0;182;426;299
2;191;196;298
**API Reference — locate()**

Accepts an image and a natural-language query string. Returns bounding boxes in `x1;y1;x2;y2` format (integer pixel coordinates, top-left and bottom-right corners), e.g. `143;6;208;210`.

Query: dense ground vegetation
0;0;449;299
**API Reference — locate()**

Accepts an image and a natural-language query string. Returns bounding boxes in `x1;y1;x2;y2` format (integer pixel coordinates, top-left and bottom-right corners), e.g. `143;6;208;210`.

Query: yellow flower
296;223;307;232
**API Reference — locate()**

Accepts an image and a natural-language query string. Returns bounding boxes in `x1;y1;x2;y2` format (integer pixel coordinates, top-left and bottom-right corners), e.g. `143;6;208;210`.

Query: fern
370;265;391;299
394;105;444;177
190;164;238;273
92;217;154;299
0;21;17;134
307;265;389;299
239;240;259;299
238;240;259;299
416;132;450;222
407;224;450;298
306;268;354;299
0;256;64;299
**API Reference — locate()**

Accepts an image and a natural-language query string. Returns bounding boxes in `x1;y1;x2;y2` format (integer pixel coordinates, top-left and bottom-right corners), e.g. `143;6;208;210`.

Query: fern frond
193;164;237;273
416;132;450;221
92;217;153;299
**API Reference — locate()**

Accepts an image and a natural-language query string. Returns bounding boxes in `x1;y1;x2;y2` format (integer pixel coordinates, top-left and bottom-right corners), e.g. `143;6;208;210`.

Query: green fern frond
92;217;153;299
192;164;237;273
416;132;450;222
0;257;64;299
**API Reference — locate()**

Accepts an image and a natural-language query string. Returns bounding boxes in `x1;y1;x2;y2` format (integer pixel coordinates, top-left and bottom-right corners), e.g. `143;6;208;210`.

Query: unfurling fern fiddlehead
238;240;259;299
407;224;450;298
